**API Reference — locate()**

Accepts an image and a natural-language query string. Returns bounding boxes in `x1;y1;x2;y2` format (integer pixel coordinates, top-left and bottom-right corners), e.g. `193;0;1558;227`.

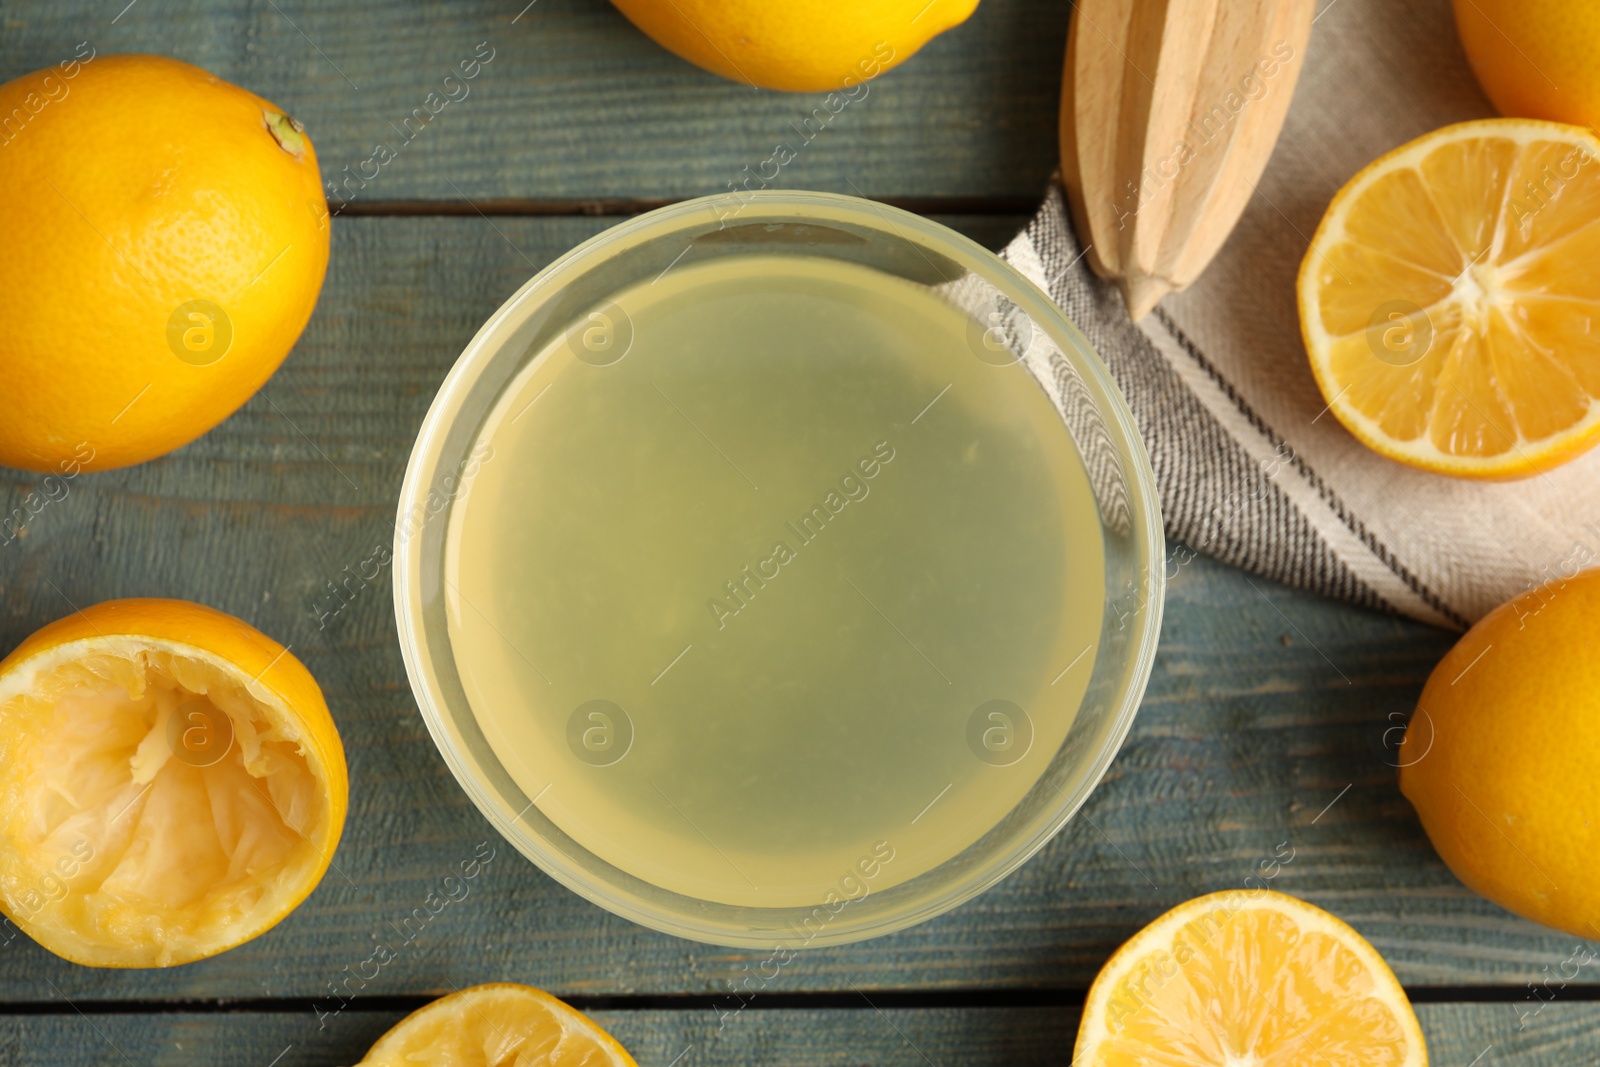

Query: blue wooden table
2;1;1596;1063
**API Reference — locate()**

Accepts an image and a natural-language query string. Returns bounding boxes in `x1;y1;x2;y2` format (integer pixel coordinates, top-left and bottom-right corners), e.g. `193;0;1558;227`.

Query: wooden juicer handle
1060;0;1316;320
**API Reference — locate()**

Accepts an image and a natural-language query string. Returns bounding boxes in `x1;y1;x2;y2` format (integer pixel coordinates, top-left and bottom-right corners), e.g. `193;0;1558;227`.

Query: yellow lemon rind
357;982;638;1067
0;600;347;968
1074;889;1427;1067
1298;119;1600;480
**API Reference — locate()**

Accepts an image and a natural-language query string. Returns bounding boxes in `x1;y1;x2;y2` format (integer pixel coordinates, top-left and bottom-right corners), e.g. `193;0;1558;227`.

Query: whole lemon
0;54;329;473
1399;566;1600;938
1453;0;1600;129
609;0;981;92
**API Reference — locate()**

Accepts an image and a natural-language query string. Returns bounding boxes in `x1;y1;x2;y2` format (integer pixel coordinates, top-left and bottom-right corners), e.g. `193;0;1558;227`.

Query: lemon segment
1299;119;1600;479
1075;890;1426;1067
356;983;638;1067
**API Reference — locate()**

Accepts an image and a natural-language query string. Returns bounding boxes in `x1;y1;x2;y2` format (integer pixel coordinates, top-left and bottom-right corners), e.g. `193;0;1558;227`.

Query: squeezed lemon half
0;599;347;967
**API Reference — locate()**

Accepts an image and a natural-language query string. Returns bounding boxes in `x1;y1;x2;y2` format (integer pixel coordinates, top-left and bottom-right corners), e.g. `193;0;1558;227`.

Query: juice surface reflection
446;254;1104;908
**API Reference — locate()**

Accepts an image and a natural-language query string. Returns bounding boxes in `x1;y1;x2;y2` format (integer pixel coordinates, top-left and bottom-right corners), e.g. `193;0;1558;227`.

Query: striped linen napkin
998;182;1600;631
990;1;1600;630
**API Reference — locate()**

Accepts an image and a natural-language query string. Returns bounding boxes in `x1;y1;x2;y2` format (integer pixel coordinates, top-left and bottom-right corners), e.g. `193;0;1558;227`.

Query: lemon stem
264;110;307;159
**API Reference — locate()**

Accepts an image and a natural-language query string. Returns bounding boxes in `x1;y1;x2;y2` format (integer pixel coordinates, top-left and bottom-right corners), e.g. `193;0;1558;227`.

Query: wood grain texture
1061;0;1315;318
0;0;1066;202
0;2;1554;1061
4;1002;1598;1066
0;217;1578;1007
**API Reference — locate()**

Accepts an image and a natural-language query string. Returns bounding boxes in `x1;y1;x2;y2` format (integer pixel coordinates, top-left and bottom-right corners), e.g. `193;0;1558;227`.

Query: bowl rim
392;188;1166;948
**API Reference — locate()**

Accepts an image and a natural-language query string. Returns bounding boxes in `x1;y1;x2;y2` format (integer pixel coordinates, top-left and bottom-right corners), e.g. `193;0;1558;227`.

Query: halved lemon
356;983;638;1066
1075;890;1426;1067
0;598;347;967
1299;119;1600;479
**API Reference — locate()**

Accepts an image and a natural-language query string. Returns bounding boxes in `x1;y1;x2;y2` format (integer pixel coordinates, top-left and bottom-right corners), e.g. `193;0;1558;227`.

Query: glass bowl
392;190;1164;948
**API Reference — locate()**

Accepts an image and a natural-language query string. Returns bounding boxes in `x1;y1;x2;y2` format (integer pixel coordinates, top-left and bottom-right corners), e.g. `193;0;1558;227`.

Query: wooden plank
0;217;1572;1004
0;0;1066;202
4;1002;1596;1066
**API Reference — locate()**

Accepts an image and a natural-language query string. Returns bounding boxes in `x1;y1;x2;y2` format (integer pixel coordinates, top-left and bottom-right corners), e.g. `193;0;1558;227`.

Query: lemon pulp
0;644;327;966
1078;892;1425;1067
1302;121;1600;477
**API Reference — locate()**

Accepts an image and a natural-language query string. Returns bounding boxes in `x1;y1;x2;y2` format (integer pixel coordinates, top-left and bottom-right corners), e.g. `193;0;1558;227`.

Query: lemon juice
444;253;1103;909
